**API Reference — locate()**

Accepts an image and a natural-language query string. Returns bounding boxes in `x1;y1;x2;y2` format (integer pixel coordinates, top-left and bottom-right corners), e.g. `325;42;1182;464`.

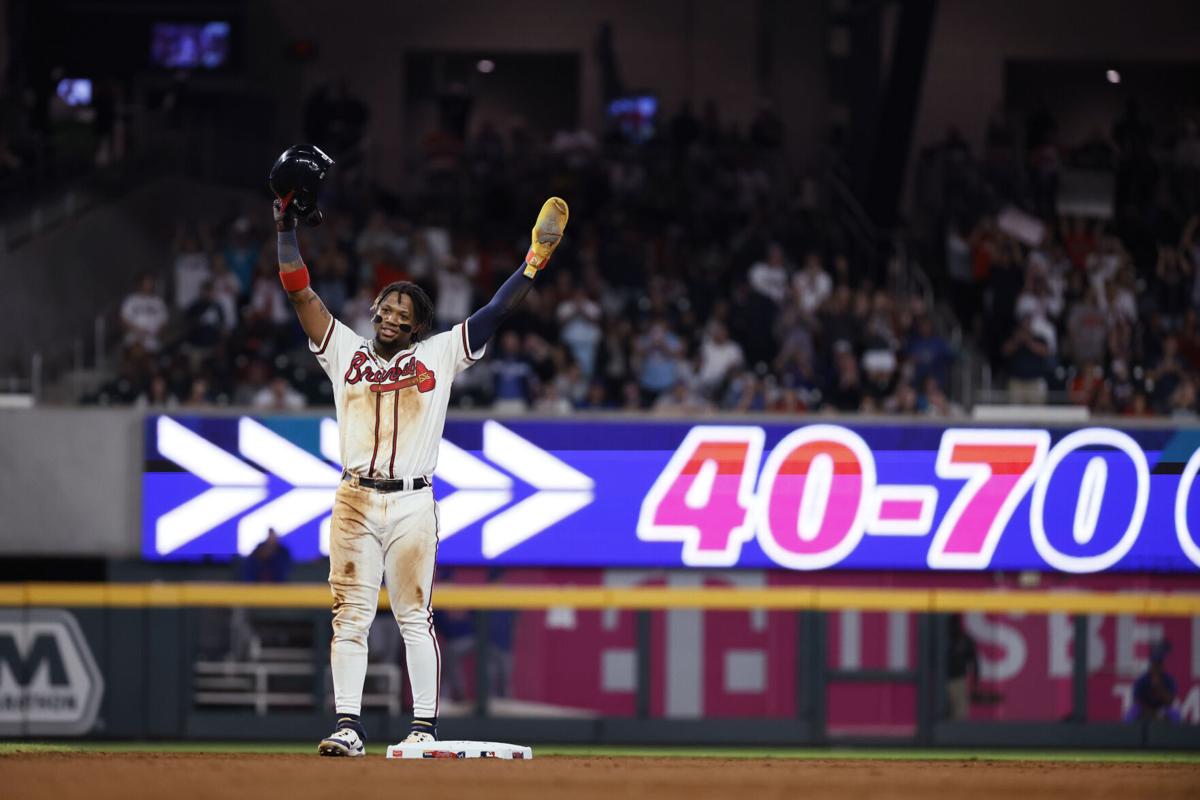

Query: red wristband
525;248;548;270
279;266;310;292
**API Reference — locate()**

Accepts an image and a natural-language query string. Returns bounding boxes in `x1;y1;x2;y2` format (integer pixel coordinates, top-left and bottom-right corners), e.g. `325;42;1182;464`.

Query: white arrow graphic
480;420;594;558
156;416;595;558
433;438;513;540
483;420;593;490
236;418;341;555
155;417;268;555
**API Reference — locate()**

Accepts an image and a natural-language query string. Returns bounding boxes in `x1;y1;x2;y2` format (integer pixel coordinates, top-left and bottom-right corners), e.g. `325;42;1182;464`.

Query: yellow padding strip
0;583;1196;616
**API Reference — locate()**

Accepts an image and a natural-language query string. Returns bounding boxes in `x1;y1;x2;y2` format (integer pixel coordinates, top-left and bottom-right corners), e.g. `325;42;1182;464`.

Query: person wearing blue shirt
1125;642;1181;723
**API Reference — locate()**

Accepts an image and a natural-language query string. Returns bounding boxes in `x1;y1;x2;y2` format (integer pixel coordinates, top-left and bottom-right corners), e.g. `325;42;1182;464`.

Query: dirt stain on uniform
339;489;371;523
345;385;380;463
387;537;433;617
394;385;423;426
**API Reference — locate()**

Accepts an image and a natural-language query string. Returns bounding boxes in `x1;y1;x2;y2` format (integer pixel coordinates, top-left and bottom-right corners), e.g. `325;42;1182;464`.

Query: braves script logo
344;352;436;393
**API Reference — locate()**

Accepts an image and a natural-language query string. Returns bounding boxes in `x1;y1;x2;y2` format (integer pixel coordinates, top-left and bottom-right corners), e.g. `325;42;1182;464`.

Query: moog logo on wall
0;610;105;735
142;416;1200;574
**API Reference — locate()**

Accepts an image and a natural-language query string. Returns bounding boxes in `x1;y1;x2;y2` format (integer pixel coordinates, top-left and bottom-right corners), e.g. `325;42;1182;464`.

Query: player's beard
374;325;413;358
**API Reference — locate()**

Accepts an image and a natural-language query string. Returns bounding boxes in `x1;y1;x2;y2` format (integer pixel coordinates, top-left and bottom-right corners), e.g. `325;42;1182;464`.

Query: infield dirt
1;753;1197;799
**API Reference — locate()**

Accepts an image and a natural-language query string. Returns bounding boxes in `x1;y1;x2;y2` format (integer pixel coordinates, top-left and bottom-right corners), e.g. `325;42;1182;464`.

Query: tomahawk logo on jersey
311;318;484;480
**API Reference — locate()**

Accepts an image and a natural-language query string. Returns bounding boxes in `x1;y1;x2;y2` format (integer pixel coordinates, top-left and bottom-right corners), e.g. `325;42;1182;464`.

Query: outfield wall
1;579;1198;747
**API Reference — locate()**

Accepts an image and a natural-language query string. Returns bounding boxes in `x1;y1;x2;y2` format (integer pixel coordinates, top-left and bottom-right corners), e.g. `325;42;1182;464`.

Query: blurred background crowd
93;92;1200;418
2;0;1197;419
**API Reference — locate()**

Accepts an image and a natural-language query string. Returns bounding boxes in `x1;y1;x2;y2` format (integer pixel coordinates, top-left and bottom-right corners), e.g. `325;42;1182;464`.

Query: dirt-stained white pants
328;479;440;718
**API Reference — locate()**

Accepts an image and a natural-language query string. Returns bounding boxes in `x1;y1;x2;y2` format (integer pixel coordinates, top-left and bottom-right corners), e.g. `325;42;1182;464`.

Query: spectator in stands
1155;246;1192;318
1181;215;1200;309
342;284;378;339
906;315;954;391
1169;379;1198;420
886;381;920;415
172;221;212;311
653;379;712;415
1002;311;1052;405
1062;215;1098;273
252;376;306;411
820;286;858;353
95;345;151;405
181;281;227;358
134;374;174;408
697;321;744;399
552;361;588;408
120;273;169;352
491;331;535;413
1085;235;1128;303
434;255;474;331
1066;286;1109;369
986;236;1025;363
777;345;824;411
223;216;259;295
945;222;976;326
1149;336;1187;413
1178;310;1200;371
533;382;573;415
634;317;684;405
748;243;790;307
1015;265;1064;330
244;259;292;350
311;244;351;318
793;251;832;318
209;255;241;332
828;344;863;412
862;349;898;408
1068;362;1105;407
921;375;962;418
557;283;603;379
727;369;769;412
183;377;213;408
234;359;270;406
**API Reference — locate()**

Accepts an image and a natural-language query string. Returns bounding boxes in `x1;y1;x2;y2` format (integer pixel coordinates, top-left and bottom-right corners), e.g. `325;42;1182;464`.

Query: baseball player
270;144;568;757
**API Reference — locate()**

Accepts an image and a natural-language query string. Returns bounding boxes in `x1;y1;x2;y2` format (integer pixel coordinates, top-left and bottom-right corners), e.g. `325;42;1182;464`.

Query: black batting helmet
268;144;334;226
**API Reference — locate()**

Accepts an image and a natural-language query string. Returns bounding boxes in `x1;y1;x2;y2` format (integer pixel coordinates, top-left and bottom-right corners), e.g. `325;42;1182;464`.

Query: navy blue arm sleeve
466;264;535;352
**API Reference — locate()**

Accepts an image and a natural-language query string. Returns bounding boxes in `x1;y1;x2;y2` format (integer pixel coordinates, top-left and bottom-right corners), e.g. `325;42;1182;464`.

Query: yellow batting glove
523;197;569;278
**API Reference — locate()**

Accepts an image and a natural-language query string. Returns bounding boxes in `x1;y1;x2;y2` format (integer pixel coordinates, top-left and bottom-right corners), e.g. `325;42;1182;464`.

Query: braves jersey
310;317;486;478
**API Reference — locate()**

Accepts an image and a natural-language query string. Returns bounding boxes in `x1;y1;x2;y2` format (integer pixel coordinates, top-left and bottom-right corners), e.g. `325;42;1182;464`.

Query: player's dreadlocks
373;281;434;340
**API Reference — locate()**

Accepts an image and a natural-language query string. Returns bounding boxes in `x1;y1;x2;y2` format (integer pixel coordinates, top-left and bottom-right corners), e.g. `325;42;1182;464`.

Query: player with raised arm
268;145;568;757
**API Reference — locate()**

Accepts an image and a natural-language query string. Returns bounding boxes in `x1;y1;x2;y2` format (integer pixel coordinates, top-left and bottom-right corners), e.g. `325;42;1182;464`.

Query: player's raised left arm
465;197;568;352
274;199;332;347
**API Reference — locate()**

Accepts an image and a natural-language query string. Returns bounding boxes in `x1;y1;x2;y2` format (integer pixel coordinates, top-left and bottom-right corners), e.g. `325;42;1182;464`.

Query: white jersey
310;317;485;478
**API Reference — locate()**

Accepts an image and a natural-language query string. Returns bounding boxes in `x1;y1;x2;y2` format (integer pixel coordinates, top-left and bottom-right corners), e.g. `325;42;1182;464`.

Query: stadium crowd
914;100;1200;417
91;98;1200;418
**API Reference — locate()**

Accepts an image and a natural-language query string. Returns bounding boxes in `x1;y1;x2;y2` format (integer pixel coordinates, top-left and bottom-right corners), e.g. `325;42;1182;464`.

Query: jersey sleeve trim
460;320;485;362
310;317;335;355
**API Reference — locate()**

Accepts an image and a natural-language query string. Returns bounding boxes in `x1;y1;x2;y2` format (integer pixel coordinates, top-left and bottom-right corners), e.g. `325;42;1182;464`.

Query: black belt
342;472;431;493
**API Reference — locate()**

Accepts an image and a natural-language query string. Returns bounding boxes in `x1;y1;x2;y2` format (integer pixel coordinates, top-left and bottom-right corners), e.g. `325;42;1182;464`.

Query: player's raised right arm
275;199;332;346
